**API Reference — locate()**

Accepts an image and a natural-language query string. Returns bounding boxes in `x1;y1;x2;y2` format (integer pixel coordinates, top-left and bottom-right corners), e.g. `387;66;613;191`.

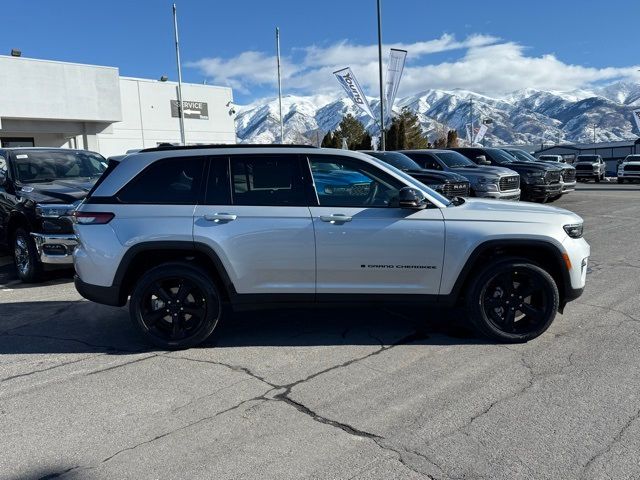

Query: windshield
487;148;516;164
577;155;598;162
506;149;537;162
435;151;477;168
366;151;423;171
13;150;107;183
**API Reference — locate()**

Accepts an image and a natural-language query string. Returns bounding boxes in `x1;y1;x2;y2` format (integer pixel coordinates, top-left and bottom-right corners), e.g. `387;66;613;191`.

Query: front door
307;154;445;296
193;154;316;295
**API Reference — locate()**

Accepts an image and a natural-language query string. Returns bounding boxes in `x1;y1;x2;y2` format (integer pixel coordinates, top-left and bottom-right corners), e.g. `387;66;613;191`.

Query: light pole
377;0;385;151
172;4;186;145
276;27;284;144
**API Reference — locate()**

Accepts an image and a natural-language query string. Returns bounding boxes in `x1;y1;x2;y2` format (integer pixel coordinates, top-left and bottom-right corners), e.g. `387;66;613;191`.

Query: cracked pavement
1;183;640;480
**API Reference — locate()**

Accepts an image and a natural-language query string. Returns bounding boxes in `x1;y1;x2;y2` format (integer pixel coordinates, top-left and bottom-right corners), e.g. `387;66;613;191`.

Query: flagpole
377;0;385;151
172;3;186;145
276;27;285;144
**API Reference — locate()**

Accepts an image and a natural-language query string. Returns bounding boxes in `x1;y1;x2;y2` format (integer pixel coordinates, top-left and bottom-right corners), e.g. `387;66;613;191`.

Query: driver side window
308;155;404;208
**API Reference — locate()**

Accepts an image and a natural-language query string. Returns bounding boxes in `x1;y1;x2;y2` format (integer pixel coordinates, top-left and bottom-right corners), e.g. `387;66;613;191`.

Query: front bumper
562;181;577;193
522;183;563;200
618;172;640;179
476;188;521;200
576;171;599;179
31;233;78;265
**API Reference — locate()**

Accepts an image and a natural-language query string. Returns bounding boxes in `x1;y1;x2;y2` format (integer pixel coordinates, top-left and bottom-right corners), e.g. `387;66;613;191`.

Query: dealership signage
170;100;209;120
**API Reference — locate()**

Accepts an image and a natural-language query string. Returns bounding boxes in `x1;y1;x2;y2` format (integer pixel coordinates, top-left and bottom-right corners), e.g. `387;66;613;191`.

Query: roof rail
139;143;317;153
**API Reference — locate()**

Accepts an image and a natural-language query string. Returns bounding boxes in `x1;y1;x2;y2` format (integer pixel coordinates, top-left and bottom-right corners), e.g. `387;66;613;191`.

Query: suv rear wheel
129;262;222;349
466;258;559;342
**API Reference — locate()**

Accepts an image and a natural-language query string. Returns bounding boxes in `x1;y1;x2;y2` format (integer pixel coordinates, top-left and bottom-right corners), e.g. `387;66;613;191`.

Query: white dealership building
0;55;236;157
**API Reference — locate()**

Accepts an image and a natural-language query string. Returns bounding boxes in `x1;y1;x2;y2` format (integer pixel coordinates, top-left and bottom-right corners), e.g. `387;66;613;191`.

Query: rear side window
118;157;205;204
230;154;306;206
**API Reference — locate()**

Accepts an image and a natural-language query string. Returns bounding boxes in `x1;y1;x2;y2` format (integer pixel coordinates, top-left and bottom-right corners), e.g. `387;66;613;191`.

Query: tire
465;258;559;343
129;262;222;349
13;228;43;283
546;194;561;203
595;176;600;183
618;178;624;184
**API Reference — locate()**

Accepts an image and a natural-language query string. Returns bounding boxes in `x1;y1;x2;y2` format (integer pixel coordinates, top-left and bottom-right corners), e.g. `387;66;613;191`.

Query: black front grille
562;168;576;183
575;164;594;171
499;176;520;191
545;171;561;184
624;165;640;172
442;181;470;198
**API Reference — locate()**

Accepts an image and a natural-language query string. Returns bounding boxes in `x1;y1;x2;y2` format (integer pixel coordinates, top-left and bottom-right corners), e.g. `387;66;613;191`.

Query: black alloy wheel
13;228;43;283
129;263;222;349
466;259;559;342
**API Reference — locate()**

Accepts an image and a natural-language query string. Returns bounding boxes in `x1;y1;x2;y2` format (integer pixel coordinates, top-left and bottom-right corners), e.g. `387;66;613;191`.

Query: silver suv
73;145;589;349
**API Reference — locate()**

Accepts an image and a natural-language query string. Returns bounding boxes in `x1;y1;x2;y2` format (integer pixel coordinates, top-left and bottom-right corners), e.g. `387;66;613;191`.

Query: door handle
204;213;237;222
319;214;352;224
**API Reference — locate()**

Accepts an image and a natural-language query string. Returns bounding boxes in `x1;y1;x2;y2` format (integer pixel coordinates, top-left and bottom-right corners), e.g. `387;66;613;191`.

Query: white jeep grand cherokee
73;145;589;349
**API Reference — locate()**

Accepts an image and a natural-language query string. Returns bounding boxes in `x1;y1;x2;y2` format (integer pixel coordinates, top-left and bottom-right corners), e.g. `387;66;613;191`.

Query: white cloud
187;34;640;100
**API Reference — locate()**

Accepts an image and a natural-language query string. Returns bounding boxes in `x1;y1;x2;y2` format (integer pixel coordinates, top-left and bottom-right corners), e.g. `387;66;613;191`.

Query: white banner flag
474;124;489;144
633;108;640;134
334;67;375;120
385;49;407;119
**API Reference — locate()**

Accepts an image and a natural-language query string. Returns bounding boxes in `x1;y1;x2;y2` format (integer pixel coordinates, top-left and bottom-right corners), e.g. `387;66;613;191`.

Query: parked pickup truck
452;147;563;203
0;147;107;282
574;155;606;182
400;149;521;200
361;150;470;199
617;155;640;183
504;148;576;199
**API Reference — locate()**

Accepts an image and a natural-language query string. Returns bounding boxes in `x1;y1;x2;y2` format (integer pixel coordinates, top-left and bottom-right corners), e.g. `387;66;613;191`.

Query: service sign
170;100;209;120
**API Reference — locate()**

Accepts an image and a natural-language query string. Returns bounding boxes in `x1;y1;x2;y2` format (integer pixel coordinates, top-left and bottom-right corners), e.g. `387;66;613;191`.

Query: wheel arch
113;241;237;306
445;239;571;311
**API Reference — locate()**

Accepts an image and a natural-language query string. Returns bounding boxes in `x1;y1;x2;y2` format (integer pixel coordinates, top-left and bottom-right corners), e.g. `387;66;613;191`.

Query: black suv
452;148;563;203
0;148;107;281
361;151;470;199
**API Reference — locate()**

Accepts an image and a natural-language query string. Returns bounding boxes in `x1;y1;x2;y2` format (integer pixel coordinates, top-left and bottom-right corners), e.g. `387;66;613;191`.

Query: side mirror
476;155;490;165
398;187;428;210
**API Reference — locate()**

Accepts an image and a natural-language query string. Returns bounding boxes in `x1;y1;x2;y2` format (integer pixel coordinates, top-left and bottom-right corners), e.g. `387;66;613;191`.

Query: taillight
72;211;115;225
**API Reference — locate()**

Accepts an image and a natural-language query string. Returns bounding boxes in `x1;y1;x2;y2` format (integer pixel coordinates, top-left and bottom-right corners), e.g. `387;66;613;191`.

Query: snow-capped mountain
235;81;640;146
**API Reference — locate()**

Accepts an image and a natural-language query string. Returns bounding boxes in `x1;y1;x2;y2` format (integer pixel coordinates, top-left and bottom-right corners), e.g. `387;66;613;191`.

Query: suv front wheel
129;263;222;349
466;258;559;343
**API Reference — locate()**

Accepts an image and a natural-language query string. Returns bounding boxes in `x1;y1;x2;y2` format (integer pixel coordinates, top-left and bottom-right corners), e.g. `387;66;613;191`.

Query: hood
405;169;469;183
498;162;562;174
442;197;582;226
17;177;96;204
622;161;640;166
450;165;518;181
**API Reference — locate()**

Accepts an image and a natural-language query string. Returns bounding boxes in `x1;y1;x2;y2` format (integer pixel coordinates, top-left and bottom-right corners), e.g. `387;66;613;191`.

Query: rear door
193;154;315;295
307;154;445;296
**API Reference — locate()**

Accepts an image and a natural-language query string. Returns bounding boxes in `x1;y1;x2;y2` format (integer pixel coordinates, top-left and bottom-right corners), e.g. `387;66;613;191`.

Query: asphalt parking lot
2;182;640;480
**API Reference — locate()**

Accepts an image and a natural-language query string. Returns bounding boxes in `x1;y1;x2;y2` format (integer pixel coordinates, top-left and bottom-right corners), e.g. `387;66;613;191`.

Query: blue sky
4;0;640;103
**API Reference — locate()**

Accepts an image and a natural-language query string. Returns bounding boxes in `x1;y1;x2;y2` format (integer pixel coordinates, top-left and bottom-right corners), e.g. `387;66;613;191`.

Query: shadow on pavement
0;262;74;288
0;300;483;355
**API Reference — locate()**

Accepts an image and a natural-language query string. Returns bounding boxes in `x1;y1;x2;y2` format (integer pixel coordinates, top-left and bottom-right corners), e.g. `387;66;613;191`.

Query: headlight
524;171;545;184
564;223;584;239
36;204;76;218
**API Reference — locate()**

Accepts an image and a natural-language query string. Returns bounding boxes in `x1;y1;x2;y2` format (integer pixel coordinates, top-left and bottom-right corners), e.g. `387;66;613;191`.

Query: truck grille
545;171;562;184
575;164;594;171
624;165;640;172
562;168;576;183
442;181;470;198
499;176;520;191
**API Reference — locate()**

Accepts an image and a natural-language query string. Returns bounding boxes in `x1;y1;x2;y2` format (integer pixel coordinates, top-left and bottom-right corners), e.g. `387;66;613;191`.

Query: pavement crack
4;331;146;353
580;404;640;477
166;355;277;388
85;354;160;376
37;465;81;479
1;353;105;383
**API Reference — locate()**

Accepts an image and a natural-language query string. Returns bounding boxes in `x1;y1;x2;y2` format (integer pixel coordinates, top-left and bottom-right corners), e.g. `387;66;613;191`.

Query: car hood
450;165;517;180
17;177;96;204
621;161;640;166
404;169;469;183
443;197;582;225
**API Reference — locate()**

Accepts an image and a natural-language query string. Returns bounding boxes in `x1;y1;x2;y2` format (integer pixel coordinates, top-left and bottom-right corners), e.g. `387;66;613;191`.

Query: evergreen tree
397;120;407;150
356;131;373;150
446;129;459;148
386;121;399;150
321;131;334;148
336;114;368;150
385;108;428;150
433;136;447;149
